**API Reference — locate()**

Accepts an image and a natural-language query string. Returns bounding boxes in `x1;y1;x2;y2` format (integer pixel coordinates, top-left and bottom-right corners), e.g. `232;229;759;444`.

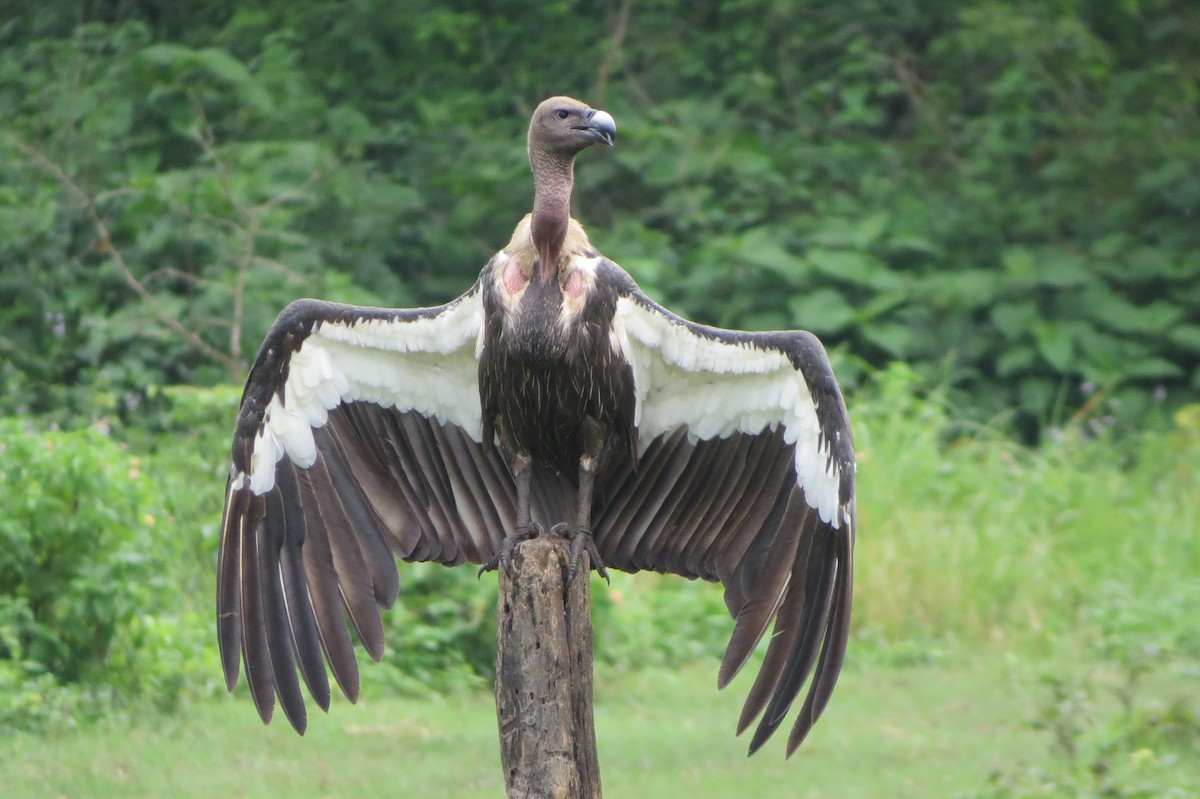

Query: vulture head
527;96;617;160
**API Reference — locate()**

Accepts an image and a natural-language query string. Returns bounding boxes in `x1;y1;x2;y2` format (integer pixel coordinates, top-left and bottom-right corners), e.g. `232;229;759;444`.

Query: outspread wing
594;272;856;756
216;285;543;734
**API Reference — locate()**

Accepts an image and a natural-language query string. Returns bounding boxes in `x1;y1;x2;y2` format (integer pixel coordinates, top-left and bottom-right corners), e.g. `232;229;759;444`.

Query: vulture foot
549;522;610;586
478;522;544;577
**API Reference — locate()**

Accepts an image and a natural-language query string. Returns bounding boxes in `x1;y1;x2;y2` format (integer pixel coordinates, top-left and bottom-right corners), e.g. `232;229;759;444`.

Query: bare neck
529;148;575;284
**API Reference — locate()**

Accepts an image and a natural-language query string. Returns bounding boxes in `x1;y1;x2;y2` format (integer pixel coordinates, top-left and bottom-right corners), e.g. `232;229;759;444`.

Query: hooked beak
575;108;616;147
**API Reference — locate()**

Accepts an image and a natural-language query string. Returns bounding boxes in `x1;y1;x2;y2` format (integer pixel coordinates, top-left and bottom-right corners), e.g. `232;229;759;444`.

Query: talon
548;522;571;539
566;528;609;586
478;522;544;577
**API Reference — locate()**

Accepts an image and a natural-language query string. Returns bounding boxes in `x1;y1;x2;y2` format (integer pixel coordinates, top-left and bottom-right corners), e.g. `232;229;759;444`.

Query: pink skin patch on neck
563;269;586;298
502;260;530;295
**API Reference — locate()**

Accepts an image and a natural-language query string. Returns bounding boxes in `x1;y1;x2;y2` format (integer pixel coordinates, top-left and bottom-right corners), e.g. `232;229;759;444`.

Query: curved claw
478;522;544;578
566;528;609;586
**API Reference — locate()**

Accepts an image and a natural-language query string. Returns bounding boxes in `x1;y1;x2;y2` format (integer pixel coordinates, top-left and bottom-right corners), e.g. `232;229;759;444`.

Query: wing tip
218;629;242;694
716;658;740;691
745;723;774;757
785;717;815;759
313;687;332;713
281;701;309;736
252;691;275;726
735;699;759;737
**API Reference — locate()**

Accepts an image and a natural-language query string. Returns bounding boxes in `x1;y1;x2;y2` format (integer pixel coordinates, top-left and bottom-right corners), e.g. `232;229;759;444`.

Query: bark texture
495;537;601;799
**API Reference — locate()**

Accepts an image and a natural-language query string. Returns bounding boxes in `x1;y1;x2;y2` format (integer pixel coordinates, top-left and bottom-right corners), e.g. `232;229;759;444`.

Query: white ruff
247;294;484;495
614;297;843;528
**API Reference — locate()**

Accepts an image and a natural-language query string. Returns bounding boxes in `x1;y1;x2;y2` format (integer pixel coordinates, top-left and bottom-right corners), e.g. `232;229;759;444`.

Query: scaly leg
551;454;609;585
479;454;542;577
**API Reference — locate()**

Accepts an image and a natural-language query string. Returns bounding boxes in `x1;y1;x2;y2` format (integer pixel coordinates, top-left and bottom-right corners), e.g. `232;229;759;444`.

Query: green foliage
852;364;1200;649
0;419;155;730
601;0;1200;434
0;410;229;732
592;573;729;671
0;420;149;682
366;564;498;695
0;19;413;424
964;586;1200;799
1;1;1197;432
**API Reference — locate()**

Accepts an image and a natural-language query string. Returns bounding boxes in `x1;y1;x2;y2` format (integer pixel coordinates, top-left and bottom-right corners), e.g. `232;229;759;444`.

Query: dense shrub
0;420;151;683
0;419;157;729
0;410;227;732
1;2;1196;435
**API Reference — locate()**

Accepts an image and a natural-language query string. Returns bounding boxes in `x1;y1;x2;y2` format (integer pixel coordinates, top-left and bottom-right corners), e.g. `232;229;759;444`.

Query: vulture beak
575;109;617;147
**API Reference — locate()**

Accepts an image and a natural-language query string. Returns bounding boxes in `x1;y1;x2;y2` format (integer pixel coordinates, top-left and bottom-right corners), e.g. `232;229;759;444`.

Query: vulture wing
593;263;856;756
216;283;568;733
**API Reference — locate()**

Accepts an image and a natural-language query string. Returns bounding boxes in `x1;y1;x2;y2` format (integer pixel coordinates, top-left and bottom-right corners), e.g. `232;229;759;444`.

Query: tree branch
186;90;332;370
11;135;239;374
593;0;635;107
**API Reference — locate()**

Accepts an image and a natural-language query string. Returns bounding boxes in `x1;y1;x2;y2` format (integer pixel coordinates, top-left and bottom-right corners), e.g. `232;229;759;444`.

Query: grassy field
0;660;1072;798
2;653;1197;798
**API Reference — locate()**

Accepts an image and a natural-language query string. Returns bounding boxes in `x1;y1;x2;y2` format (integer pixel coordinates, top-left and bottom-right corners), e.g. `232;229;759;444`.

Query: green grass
850;366;1200;649
0;660;1056;798
4;656;1196;798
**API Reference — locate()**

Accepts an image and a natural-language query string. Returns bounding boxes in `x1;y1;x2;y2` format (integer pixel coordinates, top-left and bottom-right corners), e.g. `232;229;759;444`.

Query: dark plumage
217;96;856;756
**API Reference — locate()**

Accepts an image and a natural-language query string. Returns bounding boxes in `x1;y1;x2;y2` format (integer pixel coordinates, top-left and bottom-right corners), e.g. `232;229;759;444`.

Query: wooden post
495;537;602;799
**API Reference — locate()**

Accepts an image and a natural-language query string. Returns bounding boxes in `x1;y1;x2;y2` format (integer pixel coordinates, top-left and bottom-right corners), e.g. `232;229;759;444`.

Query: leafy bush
366;563;498;695
0;419;156;729
0;420;151;683
592;572;729;672
0;20;410;426
2;2;1197;434
0;411;228;732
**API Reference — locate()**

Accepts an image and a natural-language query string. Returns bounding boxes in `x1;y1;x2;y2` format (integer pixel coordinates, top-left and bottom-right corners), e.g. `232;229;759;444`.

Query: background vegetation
2;0;1198;431
1;1;1198;796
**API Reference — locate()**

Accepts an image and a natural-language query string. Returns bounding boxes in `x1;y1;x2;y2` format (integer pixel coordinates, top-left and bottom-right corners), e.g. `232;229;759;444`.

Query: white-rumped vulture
218;96;856;757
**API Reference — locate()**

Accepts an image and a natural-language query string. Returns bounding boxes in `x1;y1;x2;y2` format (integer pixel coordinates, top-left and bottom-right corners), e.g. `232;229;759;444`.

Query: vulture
217;96;856;757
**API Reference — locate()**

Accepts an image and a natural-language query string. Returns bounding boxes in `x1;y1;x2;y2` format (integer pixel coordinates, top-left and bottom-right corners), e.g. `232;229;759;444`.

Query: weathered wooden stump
495;537;602;799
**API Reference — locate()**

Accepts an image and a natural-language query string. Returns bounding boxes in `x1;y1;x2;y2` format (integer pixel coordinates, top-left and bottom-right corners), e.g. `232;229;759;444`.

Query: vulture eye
555;109;570;120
